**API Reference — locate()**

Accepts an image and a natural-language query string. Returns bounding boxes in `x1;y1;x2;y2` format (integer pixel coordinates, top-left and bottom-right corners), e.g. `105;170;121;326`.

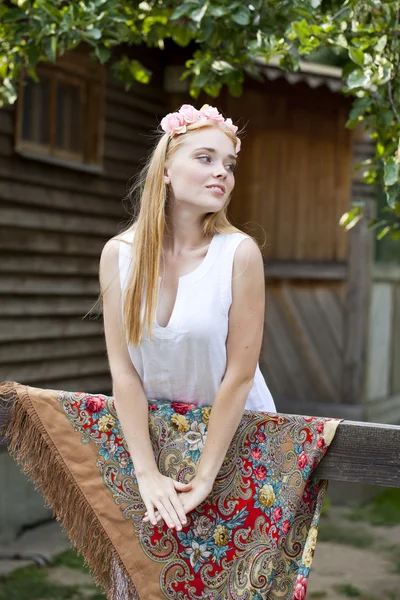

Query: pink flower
85;395;106;413
255;465;267;481
161;112;187;135
316;437;325;449
200;104;224;124
251;447;262;460
297;452;308;470
293;574;308;600
224;117;238;134
256;431;266;443
282;520;291;534
178;104;201;124
316;422;324;434
273;507;283;522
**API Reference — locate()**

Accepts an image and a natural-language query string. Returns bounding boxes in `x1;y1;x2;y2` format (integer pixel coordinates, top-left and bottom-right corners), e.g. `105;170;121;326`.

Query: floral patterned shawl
0;382;340;600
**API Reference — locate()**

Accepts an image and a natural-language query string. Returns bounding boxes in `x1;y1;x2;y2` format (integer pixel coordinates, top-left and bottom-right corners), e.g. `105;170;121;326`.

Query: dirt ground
307;506;400;600
1;504;400;599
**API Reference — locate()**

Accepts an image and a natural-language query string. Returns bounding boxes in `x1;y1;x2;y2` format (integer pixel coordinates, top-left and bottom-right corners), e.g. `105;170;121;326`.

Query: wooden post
342;127;376;404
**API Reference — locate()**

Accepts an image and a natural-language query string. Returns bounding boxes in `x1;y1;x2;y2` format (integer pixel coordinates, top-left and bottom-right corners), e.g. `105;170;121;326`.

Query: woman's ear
164;169;171;185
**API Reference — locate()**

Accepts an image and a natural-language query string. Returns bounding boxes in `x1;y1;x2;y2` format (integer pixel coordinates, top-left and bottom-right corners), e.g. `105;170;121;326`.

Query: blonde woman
100;104;276;533
2;104;338;599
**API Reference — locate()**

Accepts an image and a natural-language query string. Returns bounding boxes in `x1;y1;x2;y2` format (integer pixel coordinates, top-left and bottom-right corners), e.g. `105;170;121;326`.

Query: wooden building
0;45;399;539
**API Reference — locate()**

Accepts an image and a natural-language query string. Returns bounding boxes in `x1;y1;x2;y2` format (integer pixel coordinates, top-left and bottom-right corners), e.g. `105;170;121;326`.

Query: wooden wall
365;264;400;424
0;66;166;394
225;83;352;262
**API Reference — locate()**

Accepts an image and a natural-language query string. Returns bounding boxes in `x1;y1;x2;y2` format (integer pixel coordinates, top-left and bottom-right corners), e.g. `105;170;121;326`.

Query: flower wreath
161;104;241;153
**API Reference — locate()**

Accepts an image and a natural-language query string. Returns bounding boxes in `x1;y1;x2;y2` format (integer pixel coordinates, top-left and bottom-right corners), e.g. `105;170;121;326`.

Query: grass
318;522;375;549
52;549;89;573
0;549;106;600
347;489;400;527
0;566;82;600
333;584;362;597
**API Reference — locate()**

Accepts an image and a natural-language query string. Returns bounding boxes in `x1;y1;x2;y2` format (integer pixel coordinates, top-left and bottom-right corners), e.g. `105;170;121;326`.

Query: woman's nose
213;165;228;178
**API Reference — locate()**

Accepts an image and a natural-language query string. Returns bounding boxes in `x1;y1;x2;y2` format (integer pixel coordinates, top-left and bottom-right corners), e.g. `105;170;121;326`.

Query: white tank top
118;230;276;412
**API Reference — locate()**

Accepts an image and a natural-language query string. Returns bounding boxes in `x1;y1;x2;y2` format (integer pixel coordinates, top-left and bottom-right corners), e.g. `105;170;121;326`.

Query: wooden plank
263;292;302;400
366;283;393;400
0;133;13;157
0;110;13;136
313;420;400;487
0;254;98;276
0;203;118;236
264;260;347;280
0;355;108;384
342;198;374;403
290;285;341;397
0;157;127;199
0;275;99;295
0;180;124;218
0;337;105;363
373;263;400;283
313;286;344;351
103;138;148;165
105;87;165;117
392;284;400;395
0;296;98;316
30;374;112;394
334;107;351;261
265;288;316;402
278;284;335;401
365;393;400;424
0;317;103;342
0;227;106;256
105;103;157;132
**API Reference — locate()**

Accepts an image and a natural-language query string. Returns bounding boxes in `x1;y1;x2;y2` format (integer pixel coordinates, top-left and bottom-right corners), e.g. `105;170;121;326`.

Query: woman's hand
137;470;192;530
142;476;213;526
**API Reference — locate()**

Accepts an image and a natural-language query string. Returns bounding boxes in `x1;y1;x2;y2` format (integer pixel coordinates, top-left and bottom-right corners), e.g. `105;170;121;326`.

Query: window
15;51;105;170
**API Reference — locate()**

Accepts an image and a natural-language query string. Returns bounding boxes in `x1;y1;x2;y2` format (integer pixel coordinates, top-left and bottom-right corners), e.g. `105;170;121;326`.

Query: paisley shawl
0;382;340;600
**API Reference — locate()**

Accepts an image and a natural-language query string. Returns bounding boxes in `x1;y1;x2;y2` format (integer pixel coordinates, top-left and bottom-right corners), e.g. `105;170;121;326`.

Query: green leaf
94;45;111;64
376;34;387;53
172;26;192;46
347;69;369;89
384;157;399;186
349;47;364;67
85;27;102;40
191;3;208;23
44;36;57;62
232;6;251;26
171;2;198;20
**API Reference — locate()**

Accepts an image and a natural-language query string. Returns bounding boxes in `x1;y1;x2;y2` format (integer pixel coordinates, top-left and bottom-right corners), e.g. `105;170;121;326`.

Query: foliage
347;487;400;526
1;0;400;236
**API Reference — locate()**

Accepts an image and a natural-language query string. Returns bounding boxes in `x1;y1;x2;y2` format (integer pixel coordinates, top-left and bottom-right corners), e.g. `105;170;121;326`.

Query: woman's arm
143;236;266;521
100;239;191;530
195;237;265;483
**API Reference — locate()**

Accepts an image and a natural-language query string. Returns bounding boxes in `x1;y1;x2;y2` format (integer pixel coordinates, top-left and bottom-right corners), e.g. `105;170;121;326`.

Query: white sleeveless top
118;230;276;412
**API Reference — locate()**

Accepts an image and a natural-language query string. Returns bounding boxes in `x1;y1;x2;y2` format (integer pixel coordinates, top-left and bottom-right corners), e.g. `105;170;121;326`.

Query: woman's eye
198;155;212;162
227;163;236;172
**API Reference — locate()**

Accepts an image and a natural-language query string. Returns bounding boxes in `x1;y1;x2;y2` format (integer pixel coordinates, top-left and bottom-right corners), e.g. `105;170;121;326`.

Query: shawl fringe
0;381;141;600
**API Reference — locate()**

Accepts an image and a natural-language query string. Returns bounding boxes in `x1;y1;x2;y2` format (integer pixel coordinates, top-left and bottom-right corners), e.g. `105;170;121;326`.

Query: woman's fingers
154;500;179;530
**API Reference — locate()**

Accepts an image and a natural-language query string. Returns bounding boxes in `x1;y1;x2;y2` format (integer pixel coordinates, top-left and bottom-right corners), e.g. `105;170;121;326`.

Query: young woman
99;104;276;533
1;104;337;600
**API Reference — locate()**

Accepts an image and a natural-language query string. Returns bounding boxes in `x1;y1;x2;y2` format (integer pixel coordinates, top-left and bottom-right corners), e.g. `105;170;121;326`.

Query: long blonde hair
120;120;244;346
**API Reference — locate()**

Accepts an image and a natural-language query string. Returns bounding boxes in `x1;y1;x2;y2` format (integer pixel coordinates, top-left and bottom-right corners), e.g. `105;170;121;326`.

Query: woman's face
164;127;237;214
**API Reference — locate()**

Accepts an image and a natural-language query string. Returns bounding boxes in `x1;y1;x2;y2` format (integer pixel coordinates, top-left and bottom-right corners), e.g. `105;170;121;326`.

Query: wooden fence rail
1;400;400;487
313;420;400;487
